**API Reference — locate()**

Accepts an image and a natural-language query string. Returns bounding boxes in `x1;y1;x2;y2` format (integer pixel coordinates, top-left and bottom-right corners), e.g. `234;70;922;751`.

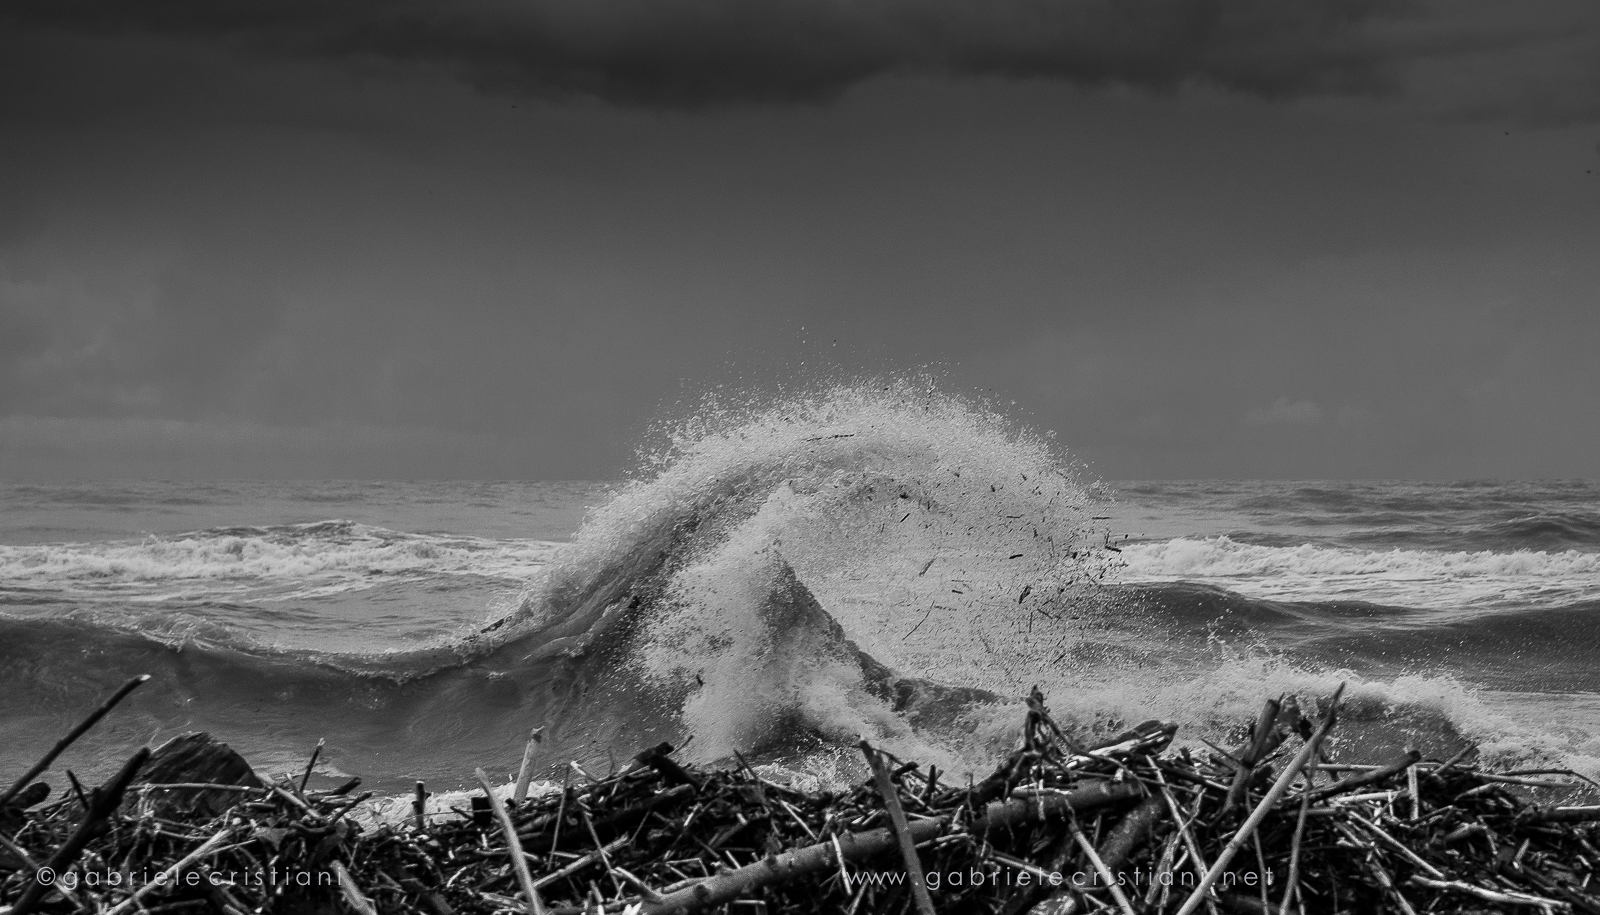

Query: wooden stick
10;747;150;915
132;782;264;793
1406;752;1420;819
532;838;628;890
1519;805;1600;825
861;740;936;915
830;833;851;891
0;674;150;809
298;738;324;795
332;861;379;915
105;827;233;915
1225;697;1281;814
1297;749;1421;804
1347;814;1445;879
475;768;548;915
1476;773;1580;788
580;807;626;898
611;867;667;905
1432;743;1477;777
1174;683;1345;915
1145;831;1182;909
1152;765;1219;915
0;831;86;910
1410;876;1570;911
514;727;545;804
1252;831;1271;914
988;848;1062;883
1069;813;1137;915
548;771;571;866
1343;825;1417;915
271;785;312;812
414;781;428;831
1276;788;1311;915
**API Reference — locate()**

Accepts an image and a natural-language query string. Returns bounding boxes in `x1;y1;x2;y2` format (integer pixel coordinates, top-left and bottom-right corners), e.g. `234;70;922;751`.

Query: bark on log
634;780;1142;915
132;733;263;819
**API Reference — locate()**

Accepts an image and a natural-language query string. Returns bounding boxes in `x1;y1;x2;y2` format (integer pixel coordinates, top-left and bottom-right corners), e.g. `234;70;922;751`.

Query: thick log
632;780;1142;915
1519;805;1600;825
1098;793;1167;874
132;733;263;819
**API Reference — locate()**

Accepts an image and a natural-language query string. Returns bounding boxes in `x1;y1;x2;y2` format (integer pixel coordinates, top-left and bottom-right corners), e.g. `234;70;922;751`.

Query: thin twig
297;738;324;795
1069;812;1137;915
1277;788;1311;915
1409;875;1571;910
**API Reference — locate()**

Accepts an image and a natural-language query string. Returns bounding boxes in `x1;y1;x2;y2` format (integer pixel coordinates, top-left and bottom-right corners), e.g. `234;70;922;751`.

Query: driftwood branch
1298;748;1422;805
0;675;149;810
476;768;547;915
861;740;936;915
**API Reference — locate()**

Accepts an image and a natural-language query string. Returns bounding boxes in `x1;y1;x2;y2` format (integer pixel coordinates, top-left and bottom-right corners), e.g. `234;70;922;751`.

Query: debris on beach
3;677;1599;914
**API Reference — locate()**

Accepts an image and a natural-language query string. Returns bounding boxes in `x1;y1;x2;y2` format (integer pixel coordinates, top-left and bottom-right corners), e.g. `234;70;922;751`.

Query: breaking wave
3;381;1596;791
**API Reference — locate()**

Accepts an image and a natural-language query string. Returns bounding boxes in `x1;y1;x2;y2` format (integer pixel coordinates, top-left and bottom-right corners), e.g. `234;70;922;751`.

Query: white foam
1119;536;1600;609
349;778;563;830
0;523;561;602
1028;647;1600;784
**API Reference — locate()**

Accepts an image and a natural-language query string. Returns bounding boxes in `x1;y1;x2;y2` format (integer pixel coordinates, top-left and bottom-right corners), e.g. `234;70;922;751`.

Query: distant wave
0;522;560;600
1112;582;1600;690
1343;512;1600;552
1113;480;1600;553
1120;535;1600;609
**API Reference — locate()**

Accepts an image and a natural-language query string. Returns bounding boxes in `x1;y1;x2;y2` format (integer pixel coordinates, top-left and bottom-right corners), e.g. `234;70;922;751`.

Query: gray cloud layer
7;0;1592;111
3;1;1598;481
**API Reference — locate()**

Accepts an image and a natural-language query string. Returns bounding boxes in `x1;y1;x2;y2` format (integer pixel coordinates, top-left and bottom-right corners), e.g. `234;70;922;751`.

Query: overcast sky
2;0;1598;481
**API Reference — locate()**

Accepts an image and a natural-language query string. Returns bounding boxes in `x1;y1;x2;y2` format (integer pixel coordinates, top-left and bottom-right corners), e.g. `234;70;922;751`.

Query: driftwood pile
3;677;1600;914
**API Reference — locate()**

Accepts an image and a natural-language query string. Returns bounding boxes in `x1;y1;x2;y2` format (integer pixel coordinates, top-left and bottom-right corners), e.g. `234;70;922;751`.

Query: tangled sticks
2;678;1599;914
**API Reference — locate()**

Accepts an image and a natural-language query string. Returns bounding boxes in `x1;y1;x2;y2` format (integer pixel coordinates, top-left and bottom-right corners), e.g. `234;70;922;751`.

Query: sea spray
497;379;1116;771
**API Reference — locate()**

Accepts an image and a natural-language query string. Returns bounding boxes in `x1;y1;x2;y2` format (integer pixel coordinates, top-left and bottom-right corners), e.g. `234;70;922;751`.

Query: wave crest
1120;535;1600;609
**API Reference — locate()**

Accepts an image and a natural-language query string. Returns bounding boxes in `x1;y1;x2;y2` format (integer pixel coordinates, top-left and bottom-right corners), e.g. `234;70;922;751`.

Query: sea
3;385;1597;796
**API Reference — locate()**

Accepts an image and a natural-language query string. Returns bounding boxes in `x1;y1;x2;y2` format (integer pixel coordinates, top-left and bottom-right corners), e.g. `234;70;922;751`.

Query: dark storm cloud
0;0;1458;107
